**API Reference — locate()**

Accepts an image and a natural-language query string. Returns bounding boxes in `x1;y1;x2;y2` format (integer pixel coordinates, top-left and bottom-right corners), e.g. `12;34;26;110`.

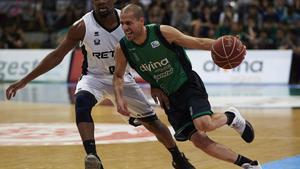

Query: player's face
93;0;114;16
120;12;144;41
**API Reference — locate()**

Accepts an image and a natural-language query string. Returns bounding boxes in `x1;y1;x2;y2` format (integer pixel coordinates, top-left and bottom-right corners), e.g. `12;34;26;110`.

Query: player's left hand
6;79;27;100
151;88;170;110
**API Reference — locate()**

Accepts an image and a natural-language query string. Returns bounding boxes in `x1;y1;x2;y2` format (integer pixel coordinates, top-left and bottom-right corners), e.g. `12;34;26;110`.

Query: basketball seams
221;37;229;59
212;44;226;59
221;37;231;68
228;37;236;57
230;45;245;61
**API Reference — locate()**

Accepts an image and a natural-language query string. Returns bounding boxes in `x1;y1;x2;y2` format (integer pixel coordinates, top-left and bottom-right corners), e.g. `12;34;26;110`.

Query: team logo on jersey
94;38;101;45
93;51;114;59
140;58;169;72
94;32;99;36
151;40;160;48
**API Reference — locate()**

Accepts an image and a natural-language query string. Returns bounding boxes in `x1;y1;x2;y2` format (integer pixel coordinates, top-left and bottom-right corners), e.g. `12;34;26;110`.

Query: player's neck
133;27;147;45
94;10;118;29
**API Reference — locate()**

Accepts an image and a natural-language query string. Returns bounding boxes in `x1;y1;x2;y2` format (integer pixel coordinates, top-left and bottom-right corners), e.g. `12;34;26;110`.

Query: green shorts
165;71;213;141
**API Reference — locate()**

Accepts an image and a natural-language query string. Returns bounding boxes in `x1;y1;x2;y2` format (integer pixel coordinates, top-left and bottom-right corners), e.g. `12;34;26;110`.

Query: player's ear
140;16;145;25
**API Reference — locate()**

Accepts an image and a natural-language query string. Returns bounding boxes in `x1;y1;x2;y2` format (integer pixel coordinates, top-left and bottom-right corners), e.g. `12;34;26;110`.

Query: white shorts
75;75;155;118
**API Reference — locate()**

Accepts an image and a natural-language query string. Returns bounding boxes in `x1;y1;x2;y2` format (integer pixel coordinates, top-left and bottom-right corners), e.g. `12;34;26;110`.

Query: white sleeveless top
79;9;134;84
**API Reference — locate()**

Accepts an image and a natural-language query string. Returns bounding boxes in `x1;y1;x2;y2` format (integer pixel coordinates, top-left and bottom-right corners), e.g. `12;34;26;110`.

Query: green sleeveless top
120;24;192;95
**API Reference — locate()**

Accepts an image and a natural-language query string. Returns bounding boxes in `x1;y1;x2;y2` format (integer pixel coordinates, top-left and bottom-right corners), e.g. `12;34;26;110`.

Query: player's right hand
6;80;27;100
116;98;130;116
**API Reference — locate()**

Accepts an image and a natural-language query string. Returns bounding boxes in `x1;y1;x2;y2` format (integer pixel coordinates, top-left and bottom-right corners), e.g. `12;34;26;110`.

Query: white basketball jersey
79;9;133;84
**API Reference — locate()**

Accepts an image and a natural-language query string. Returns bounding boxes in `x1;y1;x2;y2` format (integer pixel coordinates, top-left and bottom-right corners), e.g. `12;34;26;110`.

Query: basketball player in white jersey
6;1;195;169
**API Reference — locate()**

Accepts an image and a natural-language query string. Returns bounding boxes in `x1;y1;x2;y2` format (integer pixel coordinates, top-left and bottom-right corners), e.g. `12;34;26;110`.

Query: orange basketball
211;35;246;69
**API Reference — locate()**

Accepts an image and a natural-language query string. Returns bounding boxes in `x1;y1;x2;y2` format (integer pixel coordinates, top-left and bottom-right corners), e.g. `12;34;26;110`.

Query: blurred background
0;1;300;169
0;0;299;49
0;0;300;105
0;0;299;84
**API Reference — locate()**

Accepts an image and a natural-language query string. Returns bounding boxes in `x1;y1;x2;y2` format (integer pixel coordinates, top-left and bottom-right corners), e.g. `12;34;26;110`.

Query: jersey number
109;66;115;74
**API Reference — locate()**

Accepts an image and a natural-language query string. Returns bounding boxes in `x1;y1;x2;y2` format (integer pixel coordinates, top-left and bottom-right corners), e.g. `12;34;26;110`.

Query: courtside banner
187;50;293;84
0;50;72;82
0;83;71;104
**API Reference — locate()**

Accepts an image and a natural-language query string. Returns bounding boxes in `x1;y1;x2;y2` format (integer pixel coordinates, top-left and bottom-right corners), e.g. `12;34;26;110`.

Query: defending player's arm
113;43;130;116
160;25;215;50
6;21;85;100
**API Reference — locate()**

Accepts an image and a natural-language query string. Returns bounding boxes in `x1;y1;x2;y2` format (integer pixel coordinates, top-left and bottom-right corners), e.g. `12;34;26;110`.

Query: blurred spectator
209;5;222;26
243;17;259;48
237;0;258;7
274;28;293;49
219;3;239;25
147;4;166;24
242;3;263;29
261;19;277;45
255;29;276;49
191;5;214;37
41;0;57;31
1;21;27;48
262;4;280;23
115;0;130;9
274;0;289;23
231;22;246;39
0;0;299;53
287;4;300;25
170;0;191;34
53;5;80;31
205;0;224;7
132;0;151;9
21;2;46;32
215;17;231;37
41;32;54;48
259;0;272;12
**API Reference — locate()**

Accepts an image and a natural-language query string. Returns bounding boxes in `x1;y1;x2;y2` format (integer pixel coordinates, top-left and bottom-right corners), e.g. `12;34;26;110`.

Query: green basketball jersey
120;24;193;95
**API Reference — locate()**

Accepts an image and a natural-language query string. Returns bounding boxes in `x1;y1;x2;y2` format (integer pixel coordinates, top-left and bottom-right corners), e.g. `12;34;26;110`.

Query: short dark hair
121;4;144;19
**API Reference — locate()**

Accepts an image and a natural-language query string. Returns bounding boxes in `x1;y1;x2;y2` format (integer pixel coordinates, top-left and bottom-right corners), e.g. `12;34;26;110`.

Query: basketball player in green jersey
113;4;262;169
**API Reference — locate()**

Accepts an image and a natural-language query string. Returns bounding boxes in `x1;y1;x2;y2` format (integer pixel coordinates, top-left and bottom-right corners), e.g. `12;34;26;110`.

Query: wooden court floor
0;101;299;169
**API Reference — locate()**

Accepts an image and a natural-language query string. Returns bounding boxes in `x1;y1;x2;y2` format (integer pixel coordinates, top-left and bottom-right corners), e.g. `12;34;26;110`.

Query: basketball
211;35;246;69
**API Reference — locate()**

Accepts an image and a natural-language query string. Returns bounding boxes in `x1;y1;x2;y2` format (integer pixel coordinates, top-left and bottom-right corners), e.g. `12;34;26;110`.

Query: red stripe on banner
68;48;84;83
0;123;175;146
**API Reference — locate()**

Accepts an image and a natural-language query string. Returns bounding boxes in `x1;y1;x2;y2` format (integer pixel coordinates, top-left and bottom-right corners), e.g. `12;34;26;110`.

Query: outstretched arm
113;43;130;116
160;25;215;50
6;20;85;100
